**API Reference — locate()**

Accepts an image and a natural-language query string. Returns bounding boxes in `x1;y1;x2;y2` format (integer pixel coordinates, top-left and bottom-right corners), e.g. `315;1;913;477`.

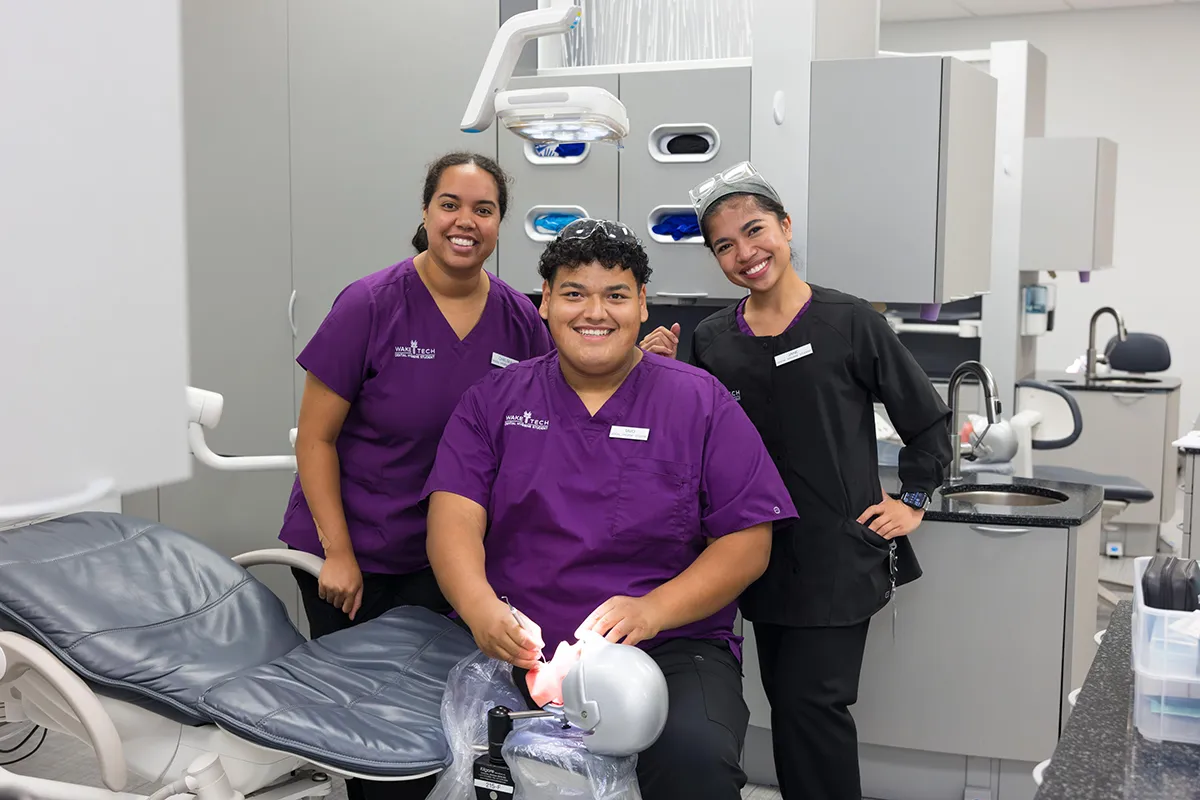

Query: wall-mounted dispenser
525;141;590;166
1021;283;1057;336
525;205;590;242
648;206;702;243
648;123;721;164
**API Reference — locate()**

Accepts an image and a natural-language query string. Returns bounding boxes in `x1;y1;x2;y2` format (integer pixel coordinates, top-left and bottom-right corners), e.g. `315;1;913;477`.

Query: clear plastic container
1131;557;1200;680
1133;670;1200;745
1131;556;1200;743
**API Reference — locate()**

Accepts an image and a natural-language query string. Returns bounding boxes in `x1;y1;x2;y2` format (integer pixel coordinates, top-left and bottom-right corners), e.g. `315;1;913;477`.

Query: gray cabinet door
854;519;1069;762
1033;390;1169;525
617;67;751;304
287;0;500;411
496;74;620;295
158;465;302;628
180;0;296;455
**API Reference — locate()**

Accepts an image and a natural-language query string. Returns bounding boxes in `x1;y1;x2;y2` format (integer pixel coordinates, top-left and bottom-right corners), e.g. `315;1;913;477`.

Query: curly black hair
537;232;653;287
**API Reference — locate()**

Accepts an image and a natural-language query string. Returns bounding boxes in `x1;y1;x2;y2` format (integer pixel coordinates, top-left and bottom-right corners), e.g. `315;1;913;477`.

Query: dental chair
0;387;666;800
0;510;479;800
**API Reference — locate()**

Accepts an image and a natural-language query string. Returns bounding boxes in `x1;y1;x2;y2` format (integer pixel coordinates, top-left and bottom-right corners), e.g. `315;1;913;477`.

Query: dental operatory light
460;5;630;145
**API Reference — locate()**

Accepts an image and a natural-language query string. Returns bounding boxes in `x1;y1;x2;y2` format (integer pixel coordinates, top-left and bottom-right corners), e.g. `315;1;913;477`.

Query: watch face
902;492;928;509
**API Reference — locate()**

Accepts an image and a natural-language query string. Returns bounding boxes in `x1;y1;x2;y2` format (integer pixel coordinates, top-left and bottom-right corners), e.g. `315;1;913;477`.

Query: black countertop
1032;371;1181;393
879;467;1103;528
1036;601;1200;799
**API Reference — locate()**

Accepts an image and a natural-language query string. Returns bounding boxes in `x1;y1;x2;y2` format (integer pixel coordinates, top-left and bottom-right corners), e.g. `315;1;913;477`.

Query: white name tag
491;352;518;368
774;343;813;367
610;425;650;441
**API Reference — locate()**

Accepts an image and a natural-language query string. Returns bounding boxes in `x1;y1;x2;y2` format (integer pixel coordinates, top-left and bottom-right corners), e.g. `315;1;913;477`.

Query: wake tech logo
395;339;436;360
504;410;550;431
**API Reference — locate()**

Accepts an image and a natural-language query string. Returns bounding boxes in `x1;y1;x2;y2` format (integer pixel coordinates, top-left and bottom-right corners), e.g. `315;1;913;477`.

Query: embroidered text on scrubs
504;410;550;431
394;339;436;360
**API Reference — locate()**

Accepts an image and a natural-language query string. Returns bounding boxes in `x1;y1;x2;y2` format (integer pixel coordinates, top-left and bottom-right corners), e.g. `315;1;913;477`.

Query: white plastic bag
428;650;642;800
505;720;642;800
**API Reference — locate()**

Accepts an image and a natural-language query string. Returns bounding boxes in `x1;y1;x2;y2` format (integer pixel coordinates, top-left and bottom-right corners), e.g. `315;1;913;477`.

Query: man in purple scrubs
422;218;798;800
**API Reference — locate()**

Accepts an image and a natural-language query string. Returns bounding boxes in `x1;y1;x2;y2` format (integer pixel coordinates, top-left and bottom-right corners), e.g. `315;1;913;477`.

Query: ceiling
881;0;1199;23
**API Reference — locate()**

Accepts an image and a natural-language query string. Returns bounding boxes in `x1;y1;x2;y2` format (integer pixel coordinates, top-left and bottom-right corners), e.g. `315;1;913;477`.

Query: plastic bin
1131;556;1200;743
1133;670;1200;745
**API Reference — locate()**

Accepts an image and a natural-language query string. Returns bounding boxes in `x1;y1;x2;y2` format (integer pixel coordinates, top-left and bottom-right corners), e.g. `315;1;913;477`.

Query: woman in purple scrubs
422;219;798;800
277;152;552;800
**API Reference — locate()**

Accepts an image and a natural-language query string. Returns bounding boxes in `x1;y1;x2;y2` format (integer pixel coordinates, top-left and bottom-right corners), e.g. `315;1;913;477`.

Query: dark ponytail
412;223;429;253
412;151;512;254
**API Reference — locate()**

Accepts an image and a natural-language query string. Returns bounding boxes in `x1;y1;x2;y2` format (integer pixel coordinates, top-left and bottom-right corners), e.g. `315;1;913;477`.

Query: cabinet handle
655;291;709;299
970;524;1030;535
288;290;298;337
1111;393;1147;401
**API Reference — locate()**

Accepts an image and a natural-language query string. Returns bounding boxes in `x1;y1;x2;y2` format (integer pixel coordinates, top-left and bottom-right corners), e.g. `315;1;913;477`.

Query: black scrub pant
635;638;750;800
753;621;872;800
292;563;451;800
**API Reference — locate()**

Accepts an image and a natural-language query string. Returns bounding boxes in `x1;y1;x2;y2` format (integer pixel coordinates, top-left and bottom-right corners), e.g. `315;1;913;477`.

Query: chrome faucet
947;360;1002;482
1086;306;1127;381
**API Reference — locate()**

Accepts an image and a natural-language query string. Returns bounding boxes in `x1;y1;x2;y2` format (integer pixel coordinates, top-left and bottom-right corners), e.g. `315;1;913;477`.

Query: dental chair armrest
233;548;325;579
0;632;127;792
1014;379;1083;449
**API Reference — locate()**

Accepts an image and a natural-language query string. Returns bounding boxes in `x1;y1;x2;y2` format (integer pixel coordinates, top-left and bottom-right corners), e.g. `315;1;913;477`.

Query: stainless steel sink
942;488;1068;507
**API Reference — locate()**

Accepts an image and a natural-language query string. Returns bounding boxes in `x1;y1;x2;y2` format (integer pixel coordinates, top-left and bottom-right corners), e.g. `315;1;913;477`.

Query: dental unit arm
186;387;297;474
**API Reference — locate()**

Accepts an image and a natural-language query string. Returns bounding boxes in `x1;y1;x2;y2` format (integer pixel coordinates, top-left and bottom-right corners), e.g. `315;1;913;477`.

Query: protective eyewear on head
556;217;641;245
688;161;761;209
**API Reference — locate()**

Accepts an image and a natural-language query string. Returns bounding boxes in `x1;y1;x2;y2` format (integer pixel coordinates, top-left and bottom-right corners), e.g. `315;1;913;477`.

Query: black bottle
473;706;515;799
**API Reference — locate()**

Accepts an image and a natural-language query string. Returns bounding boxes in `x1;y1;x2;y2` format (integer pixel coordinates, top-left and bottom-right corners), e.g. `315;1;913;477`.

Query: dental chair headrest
1106;332;1170;373
558;633;669;757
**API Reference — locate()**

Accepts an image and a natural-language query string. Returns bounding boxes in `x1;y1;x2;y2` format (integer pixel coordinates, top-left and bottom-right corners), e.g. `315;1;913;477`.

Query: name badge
774;343;813;367
491;352;518;368
610;425;650;441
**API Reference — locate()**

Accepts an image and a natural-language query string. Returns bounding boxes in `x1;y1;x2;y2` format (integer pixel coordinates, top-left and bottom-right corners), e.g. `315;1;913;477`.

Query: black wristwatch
900;491;929;511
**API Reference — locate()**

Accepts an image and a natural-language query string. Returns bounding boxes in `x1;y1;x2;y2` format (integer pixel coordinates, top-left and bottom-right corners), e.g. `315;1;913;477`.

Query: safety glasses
555;217;641;245
688;161;760;208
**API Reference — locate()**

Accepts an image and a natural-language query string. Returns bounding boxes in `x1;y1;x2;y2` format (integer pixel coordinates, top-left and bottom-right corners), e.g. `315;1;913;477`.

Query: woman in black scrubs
640;162;953;800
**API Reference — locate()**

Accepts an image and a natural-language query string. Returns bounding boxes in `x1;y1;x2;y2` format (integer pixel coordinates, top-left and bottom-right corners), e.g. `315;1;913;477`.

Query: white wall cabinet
807;55;997;306
1020;137;1118;274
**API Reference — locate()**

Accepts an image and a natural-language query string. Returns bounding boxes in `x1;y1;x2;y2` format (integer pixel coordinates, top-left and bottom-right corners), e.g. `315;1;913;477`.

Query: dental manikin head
960;414;1019;464
537;219;651;380
414;152;511;275
692;162;796;295
518;630;669;757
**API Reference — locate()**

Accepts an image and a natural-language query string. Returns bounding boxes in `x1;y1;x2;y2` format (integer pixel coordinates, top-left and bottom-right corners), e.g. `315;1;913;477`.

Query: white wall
883;4;1200;437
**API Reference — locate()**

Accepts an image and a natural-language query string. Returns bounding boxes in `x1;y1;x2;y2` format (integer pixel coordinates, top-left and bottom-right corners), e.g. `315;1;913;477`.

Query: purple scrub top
422;350;797;658
279;257;553;574
735;295;812;337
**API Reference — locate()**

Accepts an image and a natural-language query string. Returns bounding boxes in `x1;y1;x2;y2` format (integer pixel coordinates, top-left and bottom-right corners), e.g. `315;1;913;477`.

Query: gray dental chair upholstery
0;512;477;776
1106;332;1171;374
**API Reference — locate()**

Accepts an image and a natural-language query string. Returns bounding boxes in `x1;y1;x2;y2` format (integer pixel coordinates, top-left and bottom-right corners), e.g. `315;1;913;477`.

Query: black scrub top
690;284;953;628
